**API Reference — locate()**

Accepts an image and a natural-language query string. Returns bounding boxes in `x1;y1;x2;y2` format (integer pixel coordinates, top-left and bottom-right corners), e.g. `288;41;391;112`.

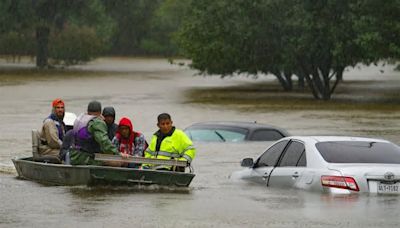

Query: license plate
378;182;400;194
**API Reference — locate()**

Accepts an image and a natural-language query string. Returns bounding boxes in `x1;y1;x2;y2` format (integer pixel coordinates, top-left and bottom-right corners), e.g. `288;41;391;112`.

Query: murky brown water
1;58;400;227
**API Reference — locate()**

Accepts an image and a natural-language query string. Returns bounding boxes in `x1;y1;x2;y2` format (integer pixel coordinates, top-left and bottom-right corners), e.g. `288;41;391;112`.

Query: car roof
282;136;390;143
186;121;290;135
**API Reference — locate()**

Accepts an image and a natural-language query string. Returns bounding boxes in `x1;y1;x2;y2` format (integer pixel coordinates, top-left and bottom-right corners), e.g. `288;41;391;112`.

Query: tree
177;0;400;100
49;25;103;65
0;0;114;68
103;0;162;55
103;0;190;56
141;0;191;56
0;31;35;62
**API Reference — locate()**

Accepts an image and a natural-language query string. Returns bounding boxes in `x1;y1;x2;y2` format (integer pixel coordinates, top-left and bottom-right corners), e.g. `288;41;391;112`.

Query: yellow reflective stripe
182;146;195;153
156;151;180;158
145;149;155;156
182;154;192;163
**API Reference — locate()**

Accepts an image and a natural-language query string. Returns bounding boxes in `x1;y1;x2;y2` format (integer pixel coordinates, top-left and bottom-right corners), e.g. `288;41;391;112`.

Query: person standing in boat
112;117;148;168
69;100;126;165
102;106;118;140
38;98;66;160
143;113;195;171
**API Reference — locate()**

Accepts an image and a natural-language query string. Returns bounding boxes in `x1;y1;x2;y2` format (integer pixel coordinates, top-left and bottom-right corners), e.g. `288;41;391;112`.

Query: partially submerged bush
49;25;104;66
0;31;35;62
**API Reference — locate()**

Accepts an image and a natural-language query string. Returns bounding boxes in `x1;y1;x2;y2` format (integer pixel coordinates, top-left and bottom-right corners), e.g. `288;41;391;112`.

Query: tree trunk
297;74;305;89
330;67;344;94
36;26;50;68
273;71;293;91
302;68;332;100
298;60;334;100
311;70;331;100
313;69;332;100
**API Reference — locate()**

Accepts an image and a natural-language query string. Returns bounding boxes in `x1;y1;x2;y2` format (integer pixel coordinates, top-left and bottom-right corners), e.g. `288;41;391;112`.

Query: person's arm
88;119;118;155
111;136;120;150
59;130;73;160
133;133;147;157
144;135;156;158
177;130;196;163
43;119;62;148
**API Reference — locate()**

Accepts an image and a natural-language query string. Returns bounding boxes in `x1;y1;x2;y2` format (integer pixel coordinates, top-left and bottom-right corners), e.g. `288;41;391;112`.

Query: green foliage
68;0;116;51
139;38;169;55
0;0;114;67
0;0;187;59
103;0;163;55
142;0;191;56
49;25;103;66
0;31;35;59
177;0;400;100
103;0;188;56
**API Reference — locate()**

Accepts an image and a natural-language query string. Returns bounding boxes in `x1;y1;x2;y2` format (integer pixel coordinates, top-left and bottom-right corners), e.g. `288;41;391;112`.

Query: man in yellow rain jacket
144;113;195;171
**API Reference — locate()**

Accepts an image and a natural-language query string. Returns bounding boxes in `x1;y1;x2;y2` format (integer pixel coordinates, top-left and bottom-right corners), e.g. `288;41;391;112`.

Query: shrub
49;25;103;65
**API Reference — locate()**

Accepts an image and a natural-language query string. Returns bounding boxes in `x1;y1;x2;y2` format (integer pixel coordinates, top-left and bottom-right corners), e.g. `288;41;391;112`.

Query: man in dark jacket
59;112;77;164
102;106;118;140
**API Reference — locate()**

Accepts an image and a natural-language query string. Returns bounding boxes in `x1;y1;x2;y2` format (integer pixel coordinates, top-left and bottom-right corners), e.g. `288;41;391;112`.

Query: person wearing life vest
143;113;195;171
112;117;148;168
38;98;66;161
69;100;124;165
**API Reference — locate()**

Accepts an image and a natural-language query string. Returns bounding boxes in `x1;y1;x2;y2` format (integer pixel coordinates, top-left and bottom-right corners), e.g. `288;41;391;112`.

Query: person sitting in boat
112;117;148;168
59;112;77;164
143;113;195;172
102;106;118;140
69;100;127;165
38;98;66;161
64;112;77;132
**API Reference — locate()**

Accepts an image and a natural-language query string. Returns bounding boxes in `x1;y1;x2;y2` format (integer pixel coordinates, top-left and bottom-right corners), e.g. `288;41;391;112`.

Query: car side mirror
241;158;254;167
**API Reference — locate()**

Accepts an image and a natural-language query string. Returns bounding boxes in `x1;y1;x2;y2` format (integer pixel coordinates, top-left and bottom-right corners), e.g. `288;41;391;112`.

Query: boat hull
12;157;195;187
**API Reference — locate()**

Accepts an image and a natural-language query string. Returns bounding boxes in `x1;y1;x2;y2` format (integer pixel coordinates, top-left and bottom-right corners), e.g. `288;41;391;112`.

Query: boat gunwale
12;156;195;176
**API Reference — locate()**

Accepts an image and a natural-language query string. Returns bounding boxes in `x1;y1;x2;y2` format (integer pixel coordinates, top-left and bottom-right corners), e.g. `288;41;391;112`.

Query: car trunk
328;164;400;194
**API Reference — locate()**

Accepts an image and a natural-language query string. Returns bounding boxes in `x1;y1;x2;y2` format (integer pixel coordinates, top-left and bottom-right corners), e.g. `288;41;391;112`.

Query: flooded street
1;58;400;227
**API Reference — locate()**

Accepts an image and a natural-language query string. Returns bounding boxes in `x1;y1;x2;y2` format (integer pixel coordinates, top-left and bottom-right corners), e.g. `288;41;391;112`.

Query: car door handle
292;172;299;178
262;172;269;179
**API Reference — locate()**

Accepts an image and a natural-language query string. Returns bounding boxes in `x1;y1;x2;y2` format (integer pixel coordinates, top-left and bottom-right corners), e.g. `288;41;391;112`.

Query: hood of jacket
118;117;133;131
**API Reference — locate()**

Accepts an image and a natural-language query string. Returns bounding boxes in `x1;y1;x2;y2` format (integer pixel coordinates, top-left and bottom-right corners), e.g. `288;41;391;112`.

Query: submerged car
184;121;290;142
232;136;400;194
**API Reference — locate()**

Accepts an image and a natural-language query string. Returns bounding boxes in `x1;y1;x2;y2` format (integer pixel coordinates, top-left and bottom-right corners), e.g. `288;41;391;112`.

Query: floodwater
1;58;400;227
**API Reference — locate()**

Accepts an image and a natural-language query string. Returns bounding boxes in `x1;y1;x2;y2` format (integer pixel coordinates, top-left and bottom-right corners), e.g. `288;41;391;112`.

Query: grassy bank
185;80;400;112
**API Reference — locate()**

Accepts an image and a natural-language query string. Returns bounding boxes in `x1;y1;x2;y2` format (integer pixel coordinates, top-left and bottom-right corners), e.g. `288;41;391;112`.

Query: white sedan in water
232;136;400;194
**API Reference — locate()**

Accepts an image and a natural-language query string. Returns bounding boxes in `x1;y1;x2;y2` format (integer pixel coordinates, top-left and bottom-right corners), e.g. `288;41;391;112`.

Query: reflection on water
68;185;192;197
0;58;399;227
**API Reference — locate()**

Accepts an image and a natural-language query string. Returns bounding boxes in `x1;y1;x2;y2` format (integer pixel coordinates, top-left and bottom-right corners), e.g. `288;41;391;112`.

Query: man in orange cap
38;98;66;162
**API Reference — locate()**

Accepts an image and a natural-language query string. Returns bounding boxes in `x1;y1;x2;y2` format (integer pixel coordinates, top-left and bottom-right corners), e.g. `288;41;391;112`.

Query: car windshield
185;128;247;142
316;141;400;164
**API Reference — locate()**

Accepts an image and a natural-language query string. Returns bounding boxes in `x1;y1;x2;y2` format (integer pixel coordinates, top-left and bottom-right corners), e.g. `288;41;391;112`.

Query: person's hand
120;152;130;159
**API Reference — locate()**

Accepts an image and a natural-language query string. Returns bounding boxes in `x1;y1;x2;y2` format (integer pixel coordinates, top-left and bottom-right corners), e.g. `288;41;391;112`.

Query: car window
185;129;246;142
316;141;400;164
250;129;284;141
296;151;307;167
278;141;305;167
256;140;289;167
